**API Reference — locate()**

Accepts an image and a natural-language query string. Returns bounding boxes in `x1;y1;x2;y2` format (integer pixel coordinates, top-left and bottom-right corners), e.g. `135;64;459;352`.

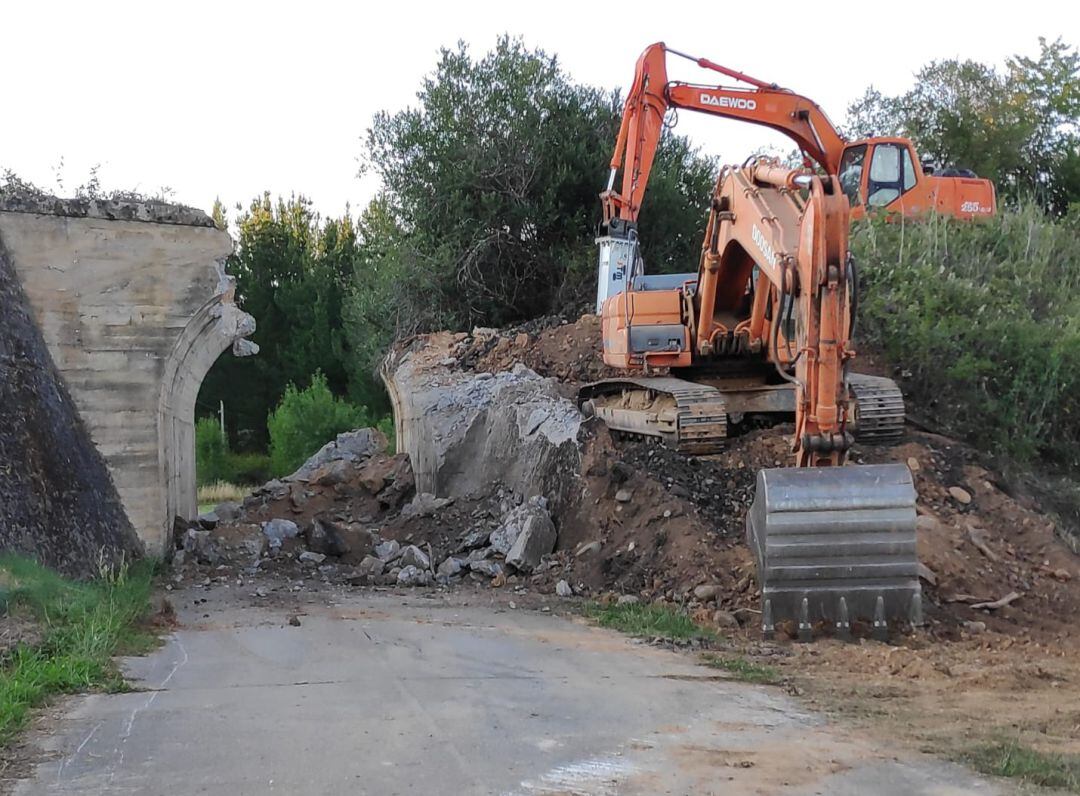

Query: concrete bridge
0;195;256;555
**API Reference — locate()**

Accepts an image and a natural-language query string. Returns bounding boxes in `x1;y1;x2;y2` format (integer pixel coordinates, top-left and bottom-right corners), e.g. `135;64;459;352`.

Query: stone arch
158;290;256;544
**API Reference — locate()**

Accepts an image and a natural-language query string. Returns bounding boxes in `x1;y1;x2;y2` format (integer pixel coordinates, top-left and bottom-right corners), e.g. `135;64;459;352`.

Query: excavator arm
694;162;855;467
601;42;847;225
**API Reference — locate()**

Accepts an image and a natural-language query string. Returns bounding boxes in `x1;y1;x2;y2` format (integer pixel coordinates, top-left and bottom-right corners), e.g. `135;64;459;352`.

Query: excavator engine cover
746;463;921;639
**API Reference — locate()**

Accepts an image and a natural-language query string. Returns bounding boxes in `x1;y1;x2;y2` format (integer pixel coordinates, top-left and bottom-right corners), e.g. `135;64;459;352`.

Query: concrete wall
0;196;256;555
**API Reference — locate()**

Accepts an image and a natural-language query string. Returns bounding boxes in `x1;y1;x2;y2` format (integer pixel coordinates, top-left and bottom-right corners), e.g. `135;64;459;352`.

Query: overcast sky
4;0;1075;219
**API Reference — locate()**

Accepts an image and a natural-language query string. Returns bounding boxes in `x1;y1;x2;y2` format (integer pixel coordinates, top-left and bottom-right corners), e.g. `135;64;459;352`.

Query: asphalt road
12;588;1005;795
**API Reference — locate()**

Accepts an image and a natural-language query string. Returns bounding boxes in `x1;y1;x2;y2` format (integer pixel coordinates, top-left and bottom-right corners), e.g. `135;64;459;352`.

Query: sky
4;0;1076;219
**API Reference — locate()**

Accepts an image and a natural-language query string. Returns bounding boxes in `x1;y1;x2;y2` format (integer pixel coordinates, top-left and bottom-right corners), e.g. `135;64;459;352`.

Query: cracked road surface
13;589;1005;795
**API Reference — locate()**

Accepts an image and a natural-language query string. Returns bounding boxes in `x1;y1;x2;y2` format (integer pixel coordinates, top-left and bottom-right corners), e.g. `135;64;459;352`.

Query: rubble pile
173;426;566;593
180;317;1079;648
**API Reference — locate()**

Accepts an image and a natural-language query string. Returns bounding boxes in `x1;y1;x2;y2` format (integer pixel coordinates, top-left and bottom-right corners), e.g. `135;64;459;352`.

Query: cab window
867;143;917;207
902;147;917;190
837;145;866;206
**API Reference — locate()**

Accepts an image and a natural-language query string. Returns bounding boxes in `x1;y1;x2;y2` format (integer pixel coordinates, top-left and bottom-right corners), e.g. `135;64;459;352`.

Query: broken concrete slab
398;545;431;571
307;517;351;558
505;508;557;573
286;429;387;483
490;498;551;556
397;565;432;587
262;519;300;549
383;341;583;512
401;492;453;519
374;539;401;562
437;557;466;579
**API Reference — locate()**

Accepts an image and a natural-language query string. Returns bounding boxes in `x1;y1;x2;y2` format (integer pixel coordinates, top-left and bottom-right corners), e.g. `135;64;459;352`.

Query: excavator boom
602;43;995;227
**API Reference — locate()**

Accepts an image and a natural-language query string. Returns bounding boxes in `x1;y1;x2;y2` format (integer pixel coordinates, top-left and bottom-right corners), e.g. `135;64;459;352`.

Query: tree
343;195;406;413
267;372;368;477
198;195;357;448
844;39;1079;214
211;197;228;231
359;36;716;334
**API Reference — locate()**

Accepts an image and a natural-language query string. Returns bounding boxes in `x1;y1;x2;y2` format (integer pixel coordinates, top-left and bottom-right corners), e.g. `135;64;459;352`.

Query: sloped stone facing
0;235;142;577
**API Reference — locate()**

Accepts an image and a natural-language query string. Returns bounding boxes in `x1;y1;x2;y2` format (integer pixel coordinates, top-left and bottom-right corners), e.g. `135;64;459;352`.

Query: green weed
964;741;1080;791
0;556;156;746
700;654;781;684
588;601;715;641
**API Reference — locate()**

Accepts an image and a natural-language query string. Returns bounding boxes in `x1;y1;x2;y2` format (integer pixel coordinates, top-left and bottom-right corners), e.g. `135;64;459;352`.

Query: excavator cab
840;138;996;219
839;140;919;214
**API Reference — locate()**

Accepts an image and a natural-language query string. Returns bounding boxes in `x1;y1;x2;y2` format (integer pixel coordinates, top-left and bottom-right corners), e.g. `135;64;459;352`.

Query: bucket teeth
836;596;851;641
797;597;812;642
872;595;888;642
746;463;921;640
909;592;924;627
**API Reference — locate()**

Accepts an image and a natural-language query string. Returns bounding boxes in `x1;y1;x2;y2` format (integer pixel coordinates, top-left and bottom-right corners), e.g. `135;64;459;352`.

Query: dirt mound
458;315;618;386
454;317;1080;647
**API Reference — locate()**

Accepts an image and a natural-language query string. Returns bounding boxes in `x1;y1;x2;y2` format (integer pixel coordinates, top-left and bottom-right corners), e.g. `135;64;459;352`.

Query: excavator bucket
746;463;921;640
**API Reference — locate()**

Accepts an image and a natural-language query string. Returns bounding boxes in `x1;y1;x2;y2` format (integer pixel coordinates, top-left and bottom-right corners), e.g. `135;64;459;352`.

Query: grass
0;555;156;746
853;202;1080;470
196;480;248;507
588;601;716;641
964;741;1080;792
700;654;781;685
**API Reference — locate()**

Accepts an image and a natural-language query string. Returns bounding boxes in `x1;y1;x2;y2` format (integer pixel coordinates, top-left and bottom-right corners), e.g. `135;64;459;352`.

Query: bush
195;417;229;486
195;418;272;486
853;202;1080;469
267;372;369;477
223;452;272;485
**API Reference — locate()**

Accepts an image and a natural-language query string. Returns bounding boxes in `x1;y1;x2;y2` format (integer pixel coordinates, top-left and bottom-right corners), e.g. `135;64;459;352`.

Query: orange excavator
581;44;925;638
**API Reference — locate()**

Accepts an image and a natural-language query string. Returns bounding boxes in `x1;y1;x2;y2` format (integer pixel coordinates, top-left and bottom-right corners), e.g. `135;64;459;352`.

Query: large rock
262;518;300;549
383;343;582;512
505;507;557;573
490;498;551;556
285;428;387;483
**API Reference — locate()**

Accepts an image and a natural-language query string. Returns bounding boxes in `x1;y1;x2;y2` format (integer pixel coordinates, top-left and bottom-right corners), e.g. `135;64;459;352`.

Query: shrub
267;372;368;477
195;419;272;486
852;202;1080;469
223;452;272;485
195;417;229;486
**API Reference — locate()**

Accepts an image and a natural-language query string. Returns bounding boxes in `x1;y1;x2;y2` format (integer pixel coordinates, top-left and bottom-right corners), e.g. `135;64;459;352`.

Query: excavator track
580;373;906;454
578;377;728;454
849;373;905;444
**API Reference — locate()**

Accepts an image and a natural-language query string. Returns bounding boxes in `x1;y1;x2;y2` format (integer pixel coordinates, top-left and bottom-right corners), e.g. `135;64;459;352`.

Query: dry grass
196;481;248;507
